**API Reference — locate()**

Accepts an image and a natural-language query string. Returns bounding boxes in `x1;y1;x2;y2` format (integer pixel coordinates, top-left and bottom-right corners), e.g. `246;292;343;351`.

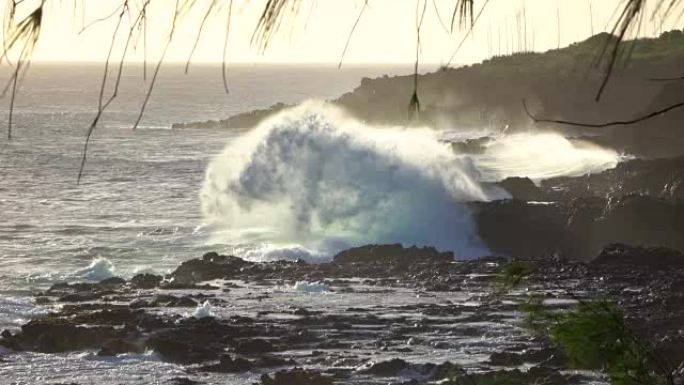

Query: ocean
0;63;414;299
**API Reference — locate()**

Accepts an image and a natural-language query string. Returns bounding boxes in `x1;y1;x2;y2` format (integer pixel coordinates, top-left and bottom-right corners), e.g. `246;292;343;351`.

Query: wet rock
450;136;492;155
130;274;162;289
472;195;684;260
255;355;296;368
97;338;142;356
169;255;252;284
471;200;567;259
168;378;201;385
261;368;333;385
495;177;545;201
363;358;409;376
541;155;684;201
98;277;126;287
145;318;233;364
16;318;123;352
488;351;525;366
150;294;198;308
1;329;11;338
426;361;464;381
457;367;573;385
200;355;254;373
235;338;275;355
333;244;453;264
593;243;684;268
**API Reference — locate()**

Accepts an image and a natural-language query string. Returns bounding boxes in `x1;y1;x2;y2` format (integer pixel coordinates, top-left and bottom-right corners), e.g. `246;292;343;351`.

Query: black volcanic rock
471;200;567;259
168;255;253;284
130;273;162;289
494;177;545;201
261;368;332;385
363;358;410;376
541;155;684;201
450;136;493;154
593;243;684;268
332;244;453;264
235;338;275;355
146;317;235;364
16;318;123;353
97;338;142;356
472;195;684;260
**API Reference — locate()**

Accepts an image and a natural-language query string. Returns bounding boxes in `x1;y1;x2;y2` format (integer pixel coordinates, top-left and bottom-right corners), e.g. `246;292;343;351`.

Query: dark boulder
235;338;275;355
130;274;162;289
168;255;252;284
450;136;492;155
17;318;122;352
97;338;142;356
145;318;234;364
495;177;545;201
98;277;126;287
471;200;567;259
363;358;409;376
168;378;201;385
150;294;198;308
261;368;332;385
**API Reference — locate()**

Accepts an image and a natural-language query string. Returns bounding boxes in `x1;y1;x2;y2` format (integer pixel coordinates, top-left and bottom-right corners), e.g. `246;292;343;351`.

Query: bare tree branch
523;98;684;128
337;0;368;69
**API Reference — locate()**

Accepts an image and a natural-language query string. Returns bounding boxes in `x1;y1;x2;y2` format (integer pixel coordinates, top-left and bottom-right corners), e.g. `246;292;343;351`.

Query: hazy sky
9;0;683;64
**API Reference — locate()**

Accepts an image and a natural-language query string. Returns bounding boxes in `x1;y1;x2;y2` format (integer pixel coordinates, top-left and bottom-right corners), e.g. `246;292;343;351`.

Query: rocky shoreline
1;241;683;384
3;128;684;384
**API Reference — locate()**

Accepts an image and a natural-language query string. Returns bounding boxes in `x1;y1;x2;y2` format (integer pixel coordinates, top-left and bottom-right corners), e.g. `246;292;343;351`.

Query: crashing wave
201;102;621;261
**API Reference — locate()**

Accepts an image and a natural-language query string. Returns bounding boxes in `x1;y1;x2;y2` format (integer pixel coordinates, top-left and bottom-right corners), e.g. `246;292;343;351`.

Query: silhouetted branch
222;0;234;94
445;0;491;67
78;3;125;34
523;98;684;128
185;0;218;74
337;0;368;69
132;0;182;130
78;1;146;184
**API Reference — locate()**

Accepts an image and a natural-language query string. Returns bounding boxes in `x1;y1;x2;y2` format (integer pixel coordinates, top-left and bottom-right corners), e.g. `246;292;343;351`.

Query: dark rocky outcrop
593;243;684;268
130;273;162;289
168;252;254;284
363;358;410;376
332;244;454;264
260;368;332;385
472;195;684;260
541;155;684;201
494;177;544;201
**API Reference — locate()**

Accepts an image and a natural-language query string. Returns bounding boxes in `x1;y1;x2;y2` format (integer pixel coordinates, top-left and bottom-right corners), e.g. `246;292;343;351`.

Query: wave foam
75;257;116;281
470;132;621;181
